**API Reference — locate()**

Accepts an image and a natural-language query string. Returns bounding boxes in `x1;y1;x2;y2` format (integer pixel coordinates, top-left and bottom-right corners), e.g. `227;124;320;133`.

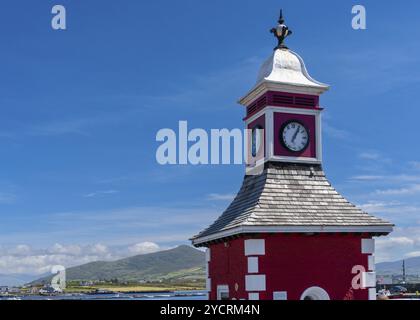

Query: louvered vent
247;96;267;116
272;94;316;108
272;94;294;105
295;96;316;107
246;92;317;117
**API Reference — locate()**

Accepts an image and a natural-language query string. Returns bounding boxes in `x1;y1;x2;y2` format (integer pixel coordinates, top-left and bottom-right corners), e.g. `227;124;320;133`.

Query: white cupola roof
256;48;329;90
239;12;329;106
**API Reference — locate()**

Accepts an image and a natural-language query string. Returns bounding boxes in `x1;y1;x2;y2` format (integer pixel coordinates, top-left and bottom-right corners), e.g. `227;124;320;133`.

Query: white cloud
350;175;385;181
351;174;420;183
88;243;108;255
405;251;420;258
0;192;16;204
375;184;420;196
127;242;160;255
375;226;420;262
0;241;164;276
359;152;381;160
207;193;235;201
83;190;119;198
49;243;82;256
376;236;417;262
323;123;350;140
410;161;420;170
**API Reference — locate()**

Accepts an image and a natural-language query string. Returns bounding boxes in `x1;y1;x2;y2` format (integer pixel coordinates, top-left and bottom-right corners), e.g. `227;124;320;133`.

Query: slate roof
192;162;393;245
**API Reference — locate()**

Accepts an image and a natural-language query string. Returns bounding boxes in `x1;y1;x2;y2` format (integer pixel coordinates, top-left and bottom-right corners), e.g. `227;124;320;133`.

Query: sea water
0;290;207;300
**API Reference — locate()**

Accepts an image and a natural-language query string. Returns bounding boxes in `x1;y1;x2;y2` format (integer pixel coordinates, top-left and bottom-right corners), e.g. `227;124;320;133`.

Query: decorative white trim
245;274;266;292
246;106;321;124
268;155;321;164
300;287;330;300
205;248;211;262
271;106;322;116
192;225;393;245
368;288;377;300
368;255;375;271
248;293;260;300
316;112;322;163
362;272;376;288
362;239;375;254
244;239;265;256
216;285;229;300
245;109;266;124
273;291;288;300
247;257;259;273
266;109;274;159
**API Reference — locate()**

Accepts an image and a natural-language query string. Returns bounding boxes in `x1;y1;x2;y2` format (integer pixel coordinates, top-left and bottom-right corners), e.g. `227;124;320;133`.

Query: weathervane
270;9;292;50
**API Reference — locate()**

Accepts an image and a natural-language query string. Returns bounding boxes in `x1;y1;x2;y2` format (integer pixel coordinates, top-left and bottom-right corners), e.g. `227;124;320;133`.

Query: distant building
39;285;61;295
0;286;9;294
0;286;21;294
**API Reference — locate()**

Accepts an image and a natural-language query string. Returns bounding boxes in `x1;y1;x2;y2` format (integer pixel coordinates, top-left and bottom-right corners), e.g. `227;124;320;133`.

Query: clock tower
242;11;327;170
191;11;393;301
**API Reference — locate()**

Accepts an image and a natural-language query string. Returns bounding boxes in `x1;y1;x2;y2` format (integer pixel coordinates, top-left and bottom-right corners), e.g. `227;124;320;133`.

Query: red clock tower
191;11;393;301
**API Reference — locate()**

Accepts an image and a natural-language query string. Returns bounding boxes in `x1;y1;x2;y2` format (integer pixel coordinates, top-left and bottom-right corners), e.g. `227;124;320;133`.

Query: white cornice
238;81;329;107
192;225;394;246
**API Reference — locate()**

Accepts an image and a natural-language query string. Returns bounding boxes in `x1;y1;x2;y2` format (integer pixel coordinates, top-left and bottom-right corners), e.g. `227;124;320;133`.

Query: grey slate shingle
192;162;393;242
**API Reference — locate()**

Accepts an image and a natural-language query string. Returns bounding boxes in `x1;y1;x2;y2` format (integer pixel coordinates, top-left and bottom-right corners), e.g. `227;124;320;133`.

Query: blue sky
0;0;420;277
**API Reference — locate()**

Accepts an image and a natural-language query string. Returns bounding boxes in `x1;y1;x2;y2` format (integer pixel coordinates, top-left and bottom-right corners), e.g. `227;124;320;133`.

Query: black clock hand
291;126;300;143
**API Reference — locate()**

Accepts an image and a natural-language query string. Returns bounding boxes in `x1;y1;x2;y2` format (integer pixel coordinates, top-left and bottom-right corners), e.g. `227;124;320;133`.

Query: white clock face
281;121;309;152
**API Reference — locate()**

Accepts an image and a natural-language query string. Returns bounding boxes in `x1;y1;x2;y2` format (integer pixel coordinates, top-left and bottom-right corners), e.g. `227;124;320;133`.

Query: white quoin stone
205;248;211;262
361;239;375;254
247;257;259;273
362;272;376;288
368;288;377;300
368;255;375;271
273;291;288;300
244;239;265;256
245;274;266;292
206;278;211;291
248;293;260;300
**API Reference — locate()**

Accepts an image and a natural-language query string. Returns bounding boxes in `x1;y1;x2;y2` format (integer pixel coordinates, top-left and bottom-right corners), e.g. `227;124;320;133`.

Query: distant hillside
377;256;420;275
32;245;205;284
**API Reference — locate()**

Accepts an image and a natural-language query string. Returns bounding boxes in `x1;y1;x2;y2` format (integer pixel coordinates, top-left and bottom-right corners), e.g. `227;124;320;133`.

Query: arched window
300;286;330;300
251;125;263;158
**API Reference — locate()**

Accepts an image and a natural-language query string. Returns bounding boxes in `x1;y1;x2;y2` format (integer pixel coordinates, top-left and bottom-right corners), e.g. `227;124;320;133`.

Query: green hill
32;245;205;284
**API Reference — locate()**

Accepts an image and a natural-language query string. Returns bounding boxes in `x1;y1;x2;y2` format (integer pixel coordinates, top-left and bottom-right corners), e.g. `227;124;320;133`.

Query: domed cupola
256;49;329;91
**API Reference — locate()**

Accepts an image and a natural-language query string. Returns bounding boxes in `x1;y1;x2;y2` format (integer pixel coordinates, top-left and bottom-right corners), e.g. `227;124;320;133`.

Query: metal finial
270;9;292;50
278;9;284;24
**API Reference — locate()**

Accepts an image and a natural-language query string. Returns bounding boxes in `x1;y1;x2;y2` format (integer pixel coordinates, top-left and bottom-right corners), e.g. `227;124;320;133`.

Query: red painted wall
208;234;371;300
273;112;317;158
208;239;248;300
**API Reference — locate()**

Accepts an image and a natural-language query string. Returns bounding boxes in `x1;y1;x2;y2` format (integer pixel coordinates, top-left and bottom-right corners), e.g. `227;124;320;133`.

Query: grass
65;283;205;293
